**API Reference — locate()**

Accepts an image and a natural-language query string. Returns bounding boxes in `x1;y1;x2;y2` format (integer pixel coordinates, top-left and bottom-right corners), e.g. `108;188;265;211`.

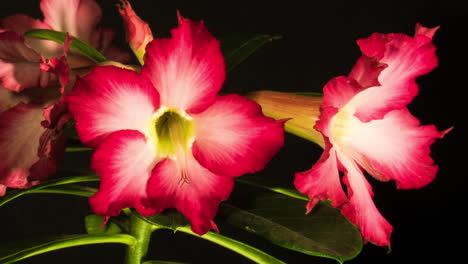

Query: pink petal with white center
294;144;348;212
192;94;284;178
0;103;45;192
340;108;447;189
0;31;55;92
89;130;157;217
147;153;234;235
141;14;225;113
353;26;438;122
66;66;159;147
339;154;393;246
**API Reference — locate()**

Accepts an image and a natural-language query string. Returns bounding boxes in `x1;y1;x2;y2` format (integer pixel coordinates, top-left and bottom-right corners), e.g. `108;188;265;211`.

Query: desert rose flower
294;24;450;246
0;0;131;92
0;34;72;196
66;14;285;235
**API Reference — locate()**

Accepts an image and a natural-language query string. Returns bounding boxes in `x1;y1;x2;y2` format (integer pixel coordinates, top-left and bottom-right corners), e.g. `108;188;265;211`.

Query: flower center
330;106;353;148
149;107;195;158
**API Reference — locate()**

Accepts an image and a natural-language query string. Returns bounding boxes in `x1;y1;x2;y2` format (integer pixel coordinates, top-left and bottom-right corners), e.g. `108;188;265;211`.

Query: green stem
125;213;156;264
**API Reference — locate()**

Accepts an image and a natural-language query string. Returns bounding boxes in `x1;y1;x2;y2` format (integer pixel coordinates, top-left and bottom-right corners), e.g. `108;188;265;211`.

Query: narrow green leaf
235;174;308;201
32;184;97;198
140;211;285;264
85;214;122;235
23;29;107;63
0;175;99;207
65;146;93;152
219;195;363;263
0;234;136;264
222;34;282;72
177;226;286;264
63;119;80;140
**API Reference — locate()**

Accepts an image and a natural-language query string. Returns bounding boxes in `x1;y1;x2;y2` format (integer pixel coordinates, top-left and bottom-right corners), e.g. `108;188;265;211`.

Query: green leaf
0;234;136;264
63;119;80;140
85;214;123;235
0;175;99;207
219;195;363;263
177;226;286;264
222;34;282;72
140;211;285;264
23;29;107;63
32;184;97;197
236;174;308;201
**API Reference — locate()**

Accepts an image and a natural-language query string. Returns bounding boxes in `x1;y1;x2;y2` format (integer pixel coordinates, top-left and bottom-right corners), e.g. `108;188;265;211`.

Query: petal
118;0;153;63
29;129;67;181
141;14;225;113
0;31;55;92
339;154;393;246
348;56;387;88
192;94;284;178
294;146;348;212
321;76;364;110
0;104;45;190
89;130;157;217
66;66;159;147
353;29;438;122
415;23;439;39
341;108;447;189
147;153;234;235
40;0;101;44
0;14;51;35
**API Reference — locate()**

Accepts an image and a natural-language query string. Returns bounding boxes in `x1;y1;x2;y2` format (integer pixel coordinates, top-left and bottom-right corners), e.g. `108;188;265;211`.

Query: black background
0;0;465;263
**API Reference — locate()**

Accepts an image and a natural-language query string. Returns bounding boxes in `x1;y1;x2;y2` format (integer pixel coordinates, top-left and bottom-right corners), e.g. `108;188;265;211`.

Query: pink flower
294;24;450;246
0;34;72;196
0;0;131;92
66;15;284;235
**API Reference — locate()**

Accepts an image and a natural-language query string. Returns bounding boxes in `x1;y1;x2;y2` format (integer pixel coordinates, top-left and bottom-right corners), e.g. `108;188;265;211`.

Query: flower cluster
0;0;449;249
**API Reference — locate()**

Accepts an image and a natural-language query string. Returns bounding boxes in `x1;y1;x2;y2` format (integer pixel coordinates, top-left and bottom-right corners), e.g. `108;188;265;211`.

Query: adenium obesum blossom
0;0;131;92
0;34;72;196
0;0;132;196
294;24;450;246
66;14;285;234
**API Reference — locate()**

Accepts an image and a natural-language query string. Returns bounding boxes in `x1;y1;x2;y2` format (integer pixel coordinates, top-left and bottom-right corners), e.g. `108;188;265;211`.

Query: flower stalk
125;213;155;264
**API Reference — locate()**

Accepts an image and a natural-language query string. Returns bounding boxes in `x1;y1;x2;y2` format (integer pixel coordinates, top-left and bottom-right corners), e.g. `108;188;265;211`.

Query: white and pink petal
66;66;160;147
192;94;284;178
89;130;157;217
341;108;448;189
339;154;393;246
141;14;225;113
147;152;234;235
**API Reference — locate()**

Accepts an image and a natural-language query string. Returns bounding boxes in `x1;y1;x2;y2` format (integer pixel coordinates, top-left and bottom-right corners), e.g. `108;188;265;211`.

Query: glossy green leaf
236;174;308;201
85;214;122;235
219;195;363;263
222;34;282;72
141;211;285;264
0;175;99;207
177;226;286;264
23;29;107;63
0;234;136;264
